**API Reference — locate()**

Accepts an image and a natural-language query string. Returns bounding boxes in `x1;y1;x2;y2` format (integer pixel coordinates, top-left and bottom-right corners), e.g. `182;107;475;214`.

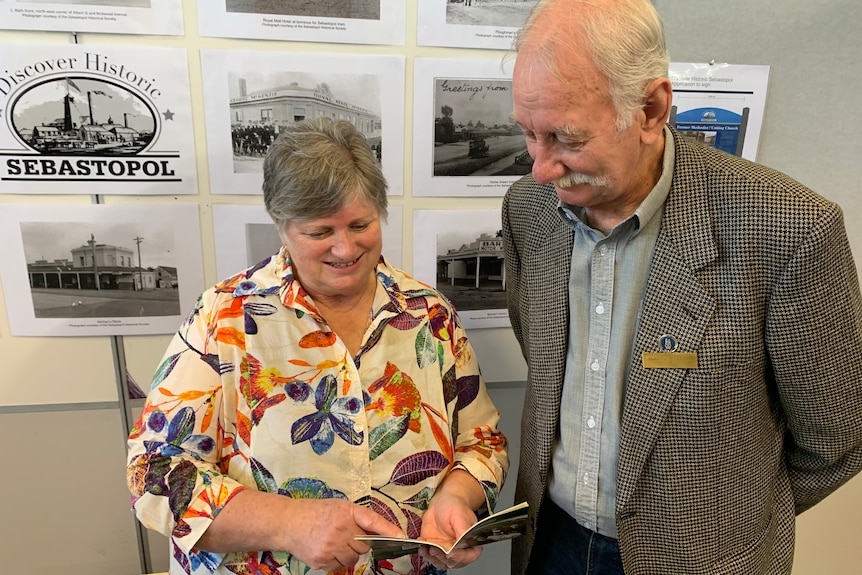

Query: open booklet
355;501;530;561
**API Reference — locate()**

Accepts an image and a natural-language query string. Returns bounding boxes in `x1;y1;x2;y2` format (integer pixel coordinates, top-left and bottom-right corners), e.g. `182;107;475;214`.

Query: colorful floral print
127;249;508;575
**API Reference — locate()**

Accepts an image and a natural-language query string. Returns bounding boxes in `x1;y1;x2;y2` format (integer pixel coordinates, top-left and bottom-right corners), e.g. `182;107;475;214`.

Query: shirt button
583;473;589;485
587;417;596;428
590;360;600;371
595;303;605;315
599;245;608;255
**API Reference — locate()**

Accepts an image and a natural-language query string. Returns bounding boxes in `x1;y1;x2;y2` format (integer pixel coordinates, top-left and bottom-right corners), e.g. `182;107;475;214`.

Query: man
503;0;862;574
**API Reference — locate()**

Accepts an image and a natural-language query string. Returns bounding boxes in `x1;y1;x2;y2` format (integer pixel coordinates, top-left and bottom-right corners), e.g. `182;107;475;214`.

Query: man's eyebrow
555;125;589;139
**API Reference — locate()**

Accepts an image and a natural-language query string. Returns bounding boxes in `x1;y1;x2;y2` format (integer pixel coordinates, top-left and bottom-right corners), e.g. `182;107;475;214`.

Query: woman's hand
281;498;406;572
418;470;486;570
196;491;404;573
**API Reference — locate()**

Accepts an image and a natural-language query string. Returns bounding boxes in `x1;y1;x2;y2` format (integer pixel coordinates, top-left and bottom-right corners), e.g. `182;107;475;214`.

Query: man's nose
530;145;566;185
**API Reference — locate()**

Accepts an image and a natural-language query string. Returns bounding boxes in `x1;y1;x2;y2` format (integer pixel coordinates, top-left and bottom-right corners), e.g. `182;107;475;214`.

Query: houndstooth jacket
503;128;862;575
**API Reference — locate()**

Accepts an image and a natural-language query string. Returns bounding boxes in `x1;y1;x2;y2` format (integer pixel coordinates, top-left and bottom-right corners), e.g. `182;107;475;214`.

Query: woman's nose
330;231;354;256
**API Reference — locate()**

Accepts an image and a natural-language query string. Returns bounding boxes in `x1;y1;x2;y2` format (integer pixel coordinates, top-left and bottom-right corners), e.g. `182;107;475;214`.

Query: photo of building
436;230;506;311
229;74;382;173
23;228;181;318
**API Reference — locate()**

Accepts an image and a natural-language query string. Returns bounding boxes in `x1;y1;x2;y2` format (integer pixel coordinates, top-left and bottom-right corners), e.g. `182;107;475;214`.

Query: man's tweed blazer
502;129;862;575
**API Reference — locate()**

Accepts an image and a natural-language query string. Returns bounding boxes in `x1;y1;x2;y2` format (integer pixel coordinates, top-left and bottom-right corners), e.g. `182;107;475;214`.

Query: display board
1;2;860;574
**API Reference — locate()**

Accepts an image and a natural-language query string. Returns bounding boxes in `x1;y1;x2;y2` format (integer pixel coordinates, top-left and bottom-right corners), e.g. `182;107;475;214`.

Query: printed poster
669;63;770;161
200;49;405;196
0;0;183;36
413;208;508;330
0;202;205;336
417;0;537;50
198;0;404;46
413;57;526;197
0;42;197;195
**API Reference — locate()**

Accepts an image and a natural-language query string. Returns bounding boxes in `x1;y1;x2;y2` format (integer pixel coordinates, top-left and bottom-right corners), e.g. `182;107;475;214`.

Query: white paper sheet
0;0;183;35
413;57;525;197
200;49;405;196
669;63;770;161
0;202;205;336
198;0;404;46
417;0;536;50
0;42;198;195
413;208;508;330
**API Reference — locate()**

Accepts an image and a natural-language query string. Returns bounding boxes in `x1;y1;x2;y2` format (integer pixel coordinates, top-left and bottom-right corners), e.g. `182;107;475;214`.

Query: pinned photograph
212;204;403;279
669;63;770;161
413;57;527;197
199;0;404;45
201;49;404;196
417;0;536;50
0;43;197;195
0;203;205;336
413;209;509;329
0;0;183;35
225;0;379;19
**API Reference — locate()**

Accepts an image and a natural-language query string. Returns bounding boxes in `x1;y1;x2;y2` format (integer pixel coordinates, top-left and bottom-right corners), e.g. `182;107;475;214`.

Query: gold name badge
641;352;698;369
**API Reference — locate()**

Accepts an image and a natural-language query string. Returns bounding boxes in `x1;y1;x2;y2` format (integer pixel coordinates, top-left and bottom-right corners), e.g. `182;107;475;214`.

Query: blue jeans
526;499;625;575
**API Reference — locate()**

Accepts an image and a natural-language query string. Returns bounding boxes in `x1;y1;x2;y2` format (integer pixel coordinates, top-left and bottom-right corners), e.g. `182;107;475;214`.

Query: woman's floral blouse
126;249;509;575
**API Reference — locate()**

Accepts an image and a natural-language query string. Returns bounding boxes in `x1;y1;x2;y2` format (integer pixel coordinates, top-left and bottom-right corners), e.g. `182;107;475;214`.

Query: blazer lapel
616;134;718;510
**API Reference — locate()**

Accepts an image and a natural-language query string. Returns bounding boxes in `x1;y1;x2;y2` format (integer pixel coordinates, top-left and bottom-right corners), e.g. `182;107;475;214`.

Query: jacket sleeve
766;203;862;513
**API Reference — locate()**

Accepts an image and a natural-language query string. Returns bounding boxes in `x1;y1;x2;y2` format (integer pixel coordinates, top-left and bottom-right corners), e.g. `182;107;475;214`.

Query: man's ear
641;77;673;138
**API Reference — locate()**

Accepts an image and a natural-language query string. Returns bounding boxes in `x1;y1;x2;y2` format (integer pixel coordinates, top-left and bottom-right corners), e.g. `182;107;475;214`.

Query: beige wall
1;1;861;574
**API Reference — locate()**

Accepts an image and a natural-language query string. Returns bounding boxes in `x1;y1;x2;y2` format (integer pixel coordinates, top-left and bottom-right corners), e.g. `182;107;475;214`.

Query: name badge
641;352;698;369
642;334;698;369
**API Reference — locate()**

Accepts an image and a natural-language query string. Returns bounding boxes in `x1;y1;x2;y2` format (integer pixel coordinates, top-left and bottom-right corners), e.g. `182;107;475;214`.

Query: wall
0;1;860;574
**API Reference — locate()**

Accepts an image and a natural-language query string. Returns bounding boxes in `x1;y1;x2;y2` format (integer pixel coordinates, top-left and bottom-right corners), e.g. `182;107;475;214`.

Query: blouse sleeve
447;308;510;514
126;290;247;554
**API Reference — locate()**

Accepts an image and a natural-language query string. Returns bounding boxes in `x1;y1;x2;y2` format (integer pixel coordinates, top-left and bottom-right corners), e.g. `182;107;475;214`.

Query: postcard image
413;57;527;197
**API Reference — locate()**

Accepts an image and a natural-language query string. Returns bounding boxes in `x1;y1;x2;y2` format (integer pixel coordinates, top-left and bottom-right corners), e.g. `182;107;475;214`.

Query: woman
126;117;509;575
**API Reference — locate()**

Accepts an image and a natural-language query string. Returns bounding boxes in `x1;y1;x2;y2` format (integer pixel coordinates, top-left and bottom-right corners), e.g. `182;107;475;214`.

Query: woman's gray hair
262;117;388;228
515;0;670;131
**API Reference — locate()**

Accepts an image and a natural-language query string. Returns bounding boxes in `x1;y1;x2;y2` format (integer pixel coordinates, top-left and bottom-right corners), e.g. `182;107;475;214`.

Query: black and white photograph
0;0;182;35
212;204;403;279
199;0;403;45
417;0;536;50
201;49;405;196
414;57;526;197
227;71;382;175
431;78;529;177
413;209;509;330
225;0;379;20
0;42;197;195
0;203;205;336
